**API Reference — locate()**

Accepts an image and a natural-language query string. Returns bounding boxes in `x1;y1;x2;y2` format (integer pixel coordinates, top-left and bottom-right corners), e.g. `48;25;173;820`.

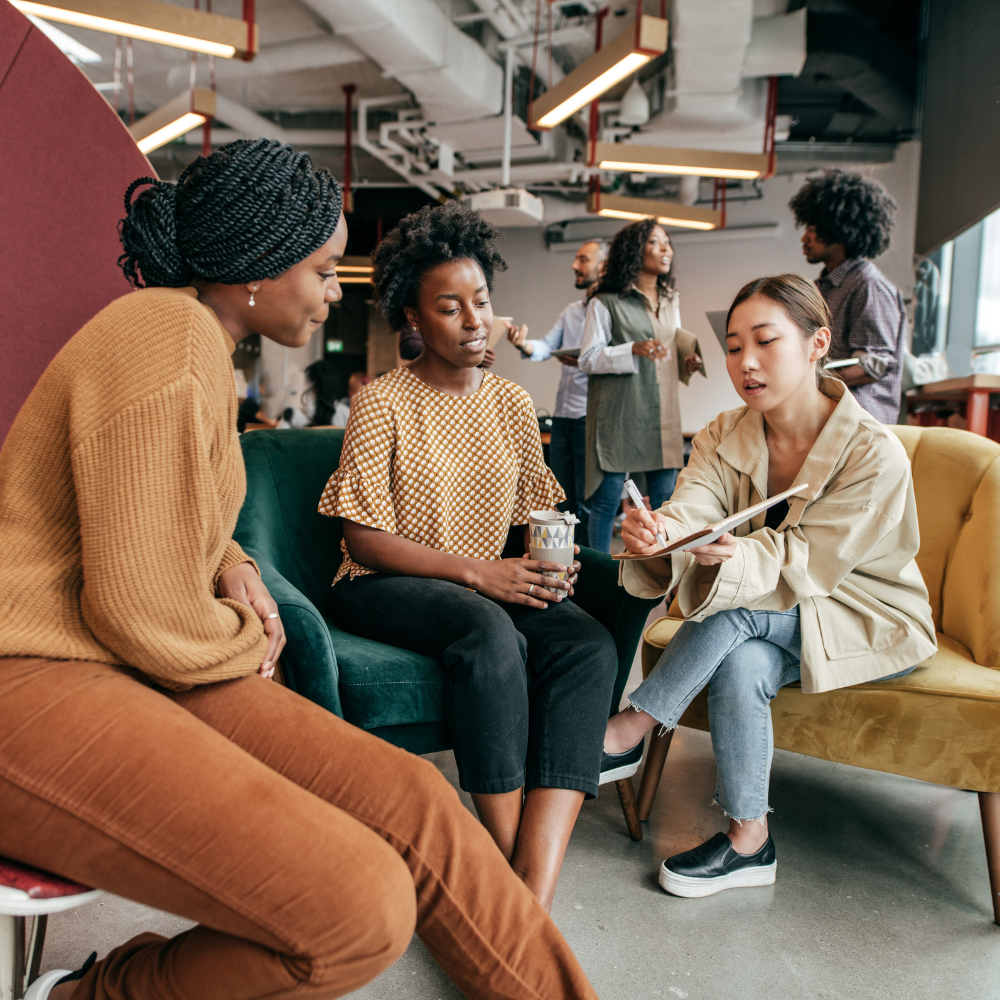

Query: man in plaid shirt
791;170;905;423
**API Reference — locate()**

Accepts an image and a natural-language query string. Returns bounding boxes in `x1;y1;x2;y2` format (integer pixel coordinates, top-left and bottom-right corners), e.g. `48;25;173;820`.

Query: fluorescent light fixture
336;256;373;279
590;140;769;180
529;16;667;130
11;0;256;59
26;12;101;62
587;192;721;231
130;88;216;154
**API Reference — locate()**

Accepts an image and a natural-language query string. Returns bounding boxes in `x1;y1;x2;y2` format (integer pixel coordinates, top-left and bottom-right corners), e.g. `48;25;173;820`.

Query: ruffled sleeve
318;386;397;534
509;391;566;525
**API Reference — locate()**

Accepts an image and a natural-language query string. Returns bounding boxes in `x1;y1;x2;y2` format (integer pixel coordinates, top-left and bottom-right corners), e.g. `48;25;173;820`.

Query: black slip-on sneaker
598;741;643;784
659;832;776;897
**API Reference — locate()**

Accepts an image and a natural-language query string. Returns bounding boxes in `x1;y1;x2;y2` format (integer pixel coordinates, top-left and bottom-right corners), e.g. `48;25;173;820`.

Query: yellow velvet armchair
633;425;1000;925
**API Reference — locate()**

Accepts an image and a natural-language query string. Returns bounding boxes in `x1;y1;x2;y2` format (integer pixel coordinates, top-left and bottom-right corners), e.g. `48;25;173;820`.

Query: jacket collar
715;379;864;515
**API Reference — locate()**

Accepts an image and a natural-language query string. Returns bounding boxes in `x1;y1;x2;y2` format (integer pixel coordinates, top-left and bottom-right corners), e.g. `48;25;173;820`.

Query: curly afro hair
789;169;896;259
372;201;507;330
596;218;675;299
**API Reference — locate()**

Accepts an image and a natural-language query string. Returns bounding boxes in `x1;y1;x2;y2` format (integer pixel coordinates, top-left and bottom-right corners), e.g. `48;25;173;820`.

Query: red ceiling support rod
241;0;256;62
762;74;778;179
342;83;356;214
712;177;727;229
588;7;609;213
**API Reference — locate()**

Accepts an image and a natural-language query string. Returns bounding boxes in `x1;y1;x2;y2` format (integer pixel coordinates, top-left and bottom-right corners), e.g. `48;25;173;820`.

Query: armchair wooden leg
980;792;1000;925
615;777;643;842
637;727;674;822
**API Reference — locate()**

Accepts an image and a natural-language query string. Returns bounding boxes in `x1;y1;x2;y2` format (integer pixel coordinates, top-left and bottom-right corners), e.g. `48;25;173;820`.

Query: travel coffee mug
527;509;579;582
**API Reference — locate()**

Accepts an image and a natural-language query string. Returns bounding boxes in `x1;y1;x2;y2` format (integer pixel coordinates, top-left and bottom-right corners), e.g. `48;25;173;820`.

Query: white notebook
612;483;809;562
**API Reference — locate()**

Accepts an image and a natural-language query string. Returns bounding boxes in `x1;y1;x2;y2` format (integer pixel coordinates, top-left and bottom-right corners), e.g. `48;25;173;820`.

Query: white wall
490;142;921;434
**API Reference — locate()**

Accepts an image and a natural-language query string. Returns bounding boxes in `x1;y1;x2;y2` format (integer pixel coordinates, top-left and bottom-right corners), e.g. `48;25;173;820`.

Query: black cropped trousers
329;574;618;798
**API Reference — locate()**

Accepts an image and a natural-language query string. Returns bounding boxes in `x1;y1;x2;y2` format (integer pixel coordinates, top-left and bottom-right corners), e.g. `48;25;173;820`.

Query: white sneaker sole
24;970;73;1000
658;860;776;898
598;754;642;785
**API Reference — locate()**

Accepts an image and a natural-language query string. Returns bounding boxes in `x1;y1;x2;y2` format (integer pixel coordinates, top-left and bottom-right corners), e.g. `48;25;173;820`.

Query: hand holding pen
624;478;668;549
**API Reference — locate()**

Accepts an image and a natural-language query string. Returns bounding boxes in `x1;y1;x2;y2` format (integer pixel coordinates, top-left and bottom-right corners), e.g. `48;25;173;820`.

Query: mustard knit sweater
0;287;267;689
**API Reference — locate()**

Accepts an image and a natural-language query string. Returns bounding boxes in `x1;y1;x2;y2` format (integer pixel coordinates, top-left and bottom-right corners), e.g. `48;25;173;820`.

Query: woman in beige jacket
602;274;936;899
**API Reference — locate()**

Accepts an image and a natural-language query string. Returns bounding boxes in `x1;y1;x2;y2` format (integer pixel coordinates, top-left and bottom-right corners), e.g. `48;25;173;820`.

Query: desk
906;374;1000;440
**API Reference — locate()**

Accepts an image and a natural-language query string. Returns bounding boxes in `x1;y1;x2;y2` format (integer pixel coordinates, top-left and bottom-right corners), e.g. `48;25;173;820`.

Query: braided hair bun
372;201;507;330
118;139;343;288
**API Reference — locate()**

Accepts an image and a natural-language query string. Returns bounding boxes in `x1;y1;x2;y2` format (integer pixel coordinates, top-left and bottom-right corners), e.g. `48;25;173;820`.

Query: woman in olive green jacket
603;274;936;900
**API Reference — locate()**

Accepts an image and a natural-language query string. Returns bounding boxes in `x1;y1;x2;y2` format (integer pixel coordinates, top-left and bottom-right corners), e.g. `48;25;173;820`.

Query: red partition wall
0;1;155;441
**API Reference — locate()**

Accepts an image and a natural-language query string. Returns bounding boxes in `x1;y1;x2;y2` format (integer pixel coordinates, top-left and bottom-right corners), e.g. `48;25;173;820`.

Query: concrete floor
36;723;1000;1000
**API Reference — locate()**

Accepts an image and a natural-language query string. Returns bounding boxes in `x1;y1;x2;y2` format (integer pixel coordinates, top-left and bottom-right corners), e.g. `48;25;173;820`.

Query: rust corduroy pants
0;657;599;1000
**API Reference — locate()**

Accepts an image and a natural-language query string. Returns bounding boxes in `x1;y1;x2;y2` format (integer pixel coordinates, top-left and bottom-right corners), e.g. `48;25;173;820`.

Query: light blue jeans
587;468;678;554
629;607;914;821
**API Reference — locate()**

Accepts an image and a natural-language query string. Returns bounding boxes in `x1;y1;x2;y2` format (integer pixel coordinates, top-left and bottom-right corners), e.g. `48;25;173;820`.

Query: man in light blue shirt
507;240;608;546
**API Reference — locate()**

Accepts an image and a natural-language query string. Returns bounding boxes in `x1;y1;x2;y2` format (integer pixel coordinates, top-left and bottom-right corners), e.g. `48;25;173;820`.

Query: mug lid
528;509;580;526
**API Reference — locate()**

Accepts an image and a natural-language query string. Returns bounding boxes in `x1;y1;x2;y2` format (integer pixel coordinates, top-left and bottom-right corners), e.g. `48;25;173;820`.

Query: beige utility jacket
621;379;937;693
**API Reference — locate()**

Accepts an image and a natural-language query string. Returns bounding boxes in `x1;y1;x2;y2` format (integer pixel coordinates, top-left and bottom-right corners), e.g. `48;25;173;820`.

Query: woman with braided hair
322;201;619;914
0;140;600;1000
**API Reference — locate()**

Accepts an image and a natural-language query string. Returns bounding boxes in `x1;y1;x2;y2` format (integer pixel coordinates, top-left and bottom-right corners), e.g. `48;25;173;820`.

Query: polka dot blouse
319;367;565;584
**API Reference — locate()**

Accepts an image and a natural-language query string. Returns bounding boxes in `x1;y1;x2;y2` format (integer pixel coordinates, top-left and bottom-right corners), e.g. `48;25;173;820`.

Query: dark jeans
549;416;589;547
587;468;679;554
329;574;618;798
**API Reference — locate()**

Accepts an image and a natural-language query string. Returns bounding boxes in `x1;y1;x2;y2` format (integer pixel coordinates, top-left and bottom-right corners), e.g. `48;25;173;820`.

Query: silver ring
528;584;535;597
266;613;279;619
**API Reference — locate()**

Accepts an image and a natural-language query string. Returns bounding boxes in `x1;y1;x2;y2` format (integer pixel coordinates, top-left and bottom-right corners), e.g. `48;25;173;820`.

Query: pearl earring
249;289;256;307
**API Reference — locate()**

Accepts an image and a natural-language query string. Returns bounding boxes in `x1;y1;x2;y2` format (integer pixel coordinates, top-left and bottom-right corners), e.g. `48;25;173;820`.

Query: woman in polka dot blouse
321;203;619;914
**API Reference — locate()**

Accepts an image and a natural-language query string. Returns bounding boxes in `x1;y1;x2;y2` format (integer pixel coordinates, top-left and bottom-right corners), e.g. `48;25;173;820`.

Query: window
974;208;1000;372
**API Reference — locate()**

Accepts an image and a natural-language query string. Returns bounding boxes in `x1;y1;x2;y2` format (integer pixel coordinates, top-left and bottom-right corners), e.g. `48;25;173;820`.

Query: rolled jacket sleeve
679;442;908;621
579;298;638;375
622;420;909;624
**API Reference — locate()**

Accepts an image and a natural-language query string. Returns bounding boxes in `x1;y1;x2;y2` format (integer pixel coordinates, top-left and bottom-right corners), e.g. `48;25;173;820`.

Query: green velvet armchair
233;428;659;835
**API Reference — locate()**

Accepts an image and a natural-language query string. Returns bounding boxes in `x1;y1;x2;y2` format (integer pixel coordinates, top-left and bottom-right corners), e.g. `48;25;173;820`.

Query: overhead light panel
336;256;373;283
11;0;257;59
587;192;721;231
529;15;667;130
590;141;769;180
130;88;216;154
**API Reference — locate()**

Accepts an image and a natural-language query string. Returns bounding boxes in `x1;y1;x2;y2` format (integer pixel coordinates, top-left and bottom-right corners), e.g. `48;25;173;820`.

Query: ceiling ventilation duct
636;1;804;153
298;0;503;125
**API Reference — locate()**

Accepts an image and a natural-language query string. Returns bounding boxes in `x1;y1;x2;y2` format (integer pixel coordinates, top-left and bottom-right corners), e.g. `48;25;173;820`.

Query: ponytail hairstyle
118;139;343;288
727;274;833;380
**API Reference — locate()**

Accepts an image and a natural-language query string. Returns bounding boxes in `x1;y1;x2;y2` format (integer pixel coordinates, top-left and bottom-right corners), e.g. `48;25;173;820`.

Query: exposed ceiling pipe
355;94;443;199
298;0;504;124
457;0;527;40
166;34;363;88
186;126;347;145
212;94;288;140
